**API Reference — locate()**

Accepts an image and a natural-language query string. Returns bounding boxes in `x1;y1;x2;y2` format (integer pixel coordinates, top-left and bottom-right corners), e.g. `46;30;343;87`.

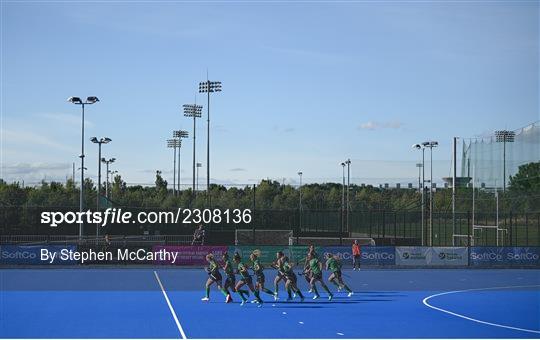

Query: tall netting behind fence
461;121;540;189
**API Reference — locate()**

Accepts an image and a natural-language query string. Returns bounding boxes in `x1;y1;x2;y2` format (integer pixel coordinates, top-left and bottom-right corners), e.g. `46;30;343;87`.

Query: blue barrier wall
469;247;540;266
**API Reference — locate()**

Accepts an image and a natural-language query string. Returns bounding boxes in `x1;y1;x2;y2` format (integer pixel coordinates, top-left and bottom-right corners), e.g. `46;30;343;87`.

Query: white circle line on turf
154;271;188;339
422;284;540;335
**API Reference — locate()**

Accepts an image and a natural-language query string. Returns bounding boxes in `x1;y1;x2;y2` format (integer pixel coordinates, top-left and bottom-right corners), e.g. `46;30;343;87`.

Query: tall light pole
101;157;116;199
196;163;202;192
416;163;423;193
422;141;438;246
495;130;515;192
298;171;303;244
345;159;351;233
90;137;111;238
183;104;203;194
173;130;189;192
167;139;180;196
413;144;425;246
199;79;222;205
105;170;118;201
341;162;346;239
68;96;99;239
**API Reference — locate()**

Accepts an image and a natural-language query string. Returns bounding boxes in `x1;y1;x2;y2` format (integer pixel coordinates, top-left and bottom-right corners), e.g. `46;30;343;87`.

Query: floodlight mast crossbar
68;96;99;240
183;104;203;194
91;137;112;238
199;79;222;206
173;130;189;192
167;138;181;196
495;130;516;192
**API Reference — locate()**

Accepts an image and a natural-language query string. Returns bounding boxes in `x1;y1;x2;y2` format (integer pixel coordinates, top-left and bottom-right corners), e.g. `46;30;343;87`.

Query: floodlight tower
412;144;425;246
183;104;203;194
495;130;515;192
167;138;181;196
196;163;202;191
345;159;351;232
91;137;112;223
298;171;303;244
105;170;118;199
422;141;438;246
173;130;189;192
68;96;99;239
199;79;222;204
341;162;346;236
101;157;116;199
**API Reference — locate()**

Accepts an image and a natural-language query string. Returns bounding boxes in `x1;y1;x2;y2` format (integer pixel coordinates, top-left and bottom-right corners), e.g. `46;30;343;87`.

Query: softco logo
470;251;502;261
439;252;446;260
1;250;37;259
507;252;539;261
402;252;410;259
362;252;394;260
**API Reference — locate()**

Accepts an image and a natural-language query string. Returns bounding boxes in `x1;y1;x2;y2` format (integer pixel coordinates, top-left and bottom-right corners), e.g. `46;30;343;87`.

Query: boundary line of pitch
422;284;540;334
154;270;188;339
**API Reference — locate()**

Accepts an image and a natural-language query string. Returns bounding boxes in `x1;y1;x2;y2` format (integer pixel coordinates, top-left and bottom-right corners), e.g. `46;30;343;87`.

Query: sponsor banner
362;246;396;266
430;247;468;266
319;246;395;266
228;246;315;266
470;247;540;266
152;245;228;265
0;245;77;265
395;246;431;265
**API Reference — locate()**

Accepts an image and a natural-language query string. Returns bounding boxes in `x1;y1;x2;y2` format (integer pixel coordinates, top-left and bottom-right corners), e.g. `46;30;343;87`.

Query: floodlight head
101;157;107;162
110;158;116;163
196;163;202;167
341;162;345;166
86;96;99;104
298;171;302;176
102;137;112;143
412;143;422;149
68;96;82;104
90;137;98;143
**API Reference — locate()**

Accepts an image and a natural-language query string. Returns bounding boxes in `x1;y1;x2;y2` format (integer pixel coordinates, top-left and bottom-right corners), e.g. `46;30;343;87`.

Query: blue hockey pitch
1;268;539;338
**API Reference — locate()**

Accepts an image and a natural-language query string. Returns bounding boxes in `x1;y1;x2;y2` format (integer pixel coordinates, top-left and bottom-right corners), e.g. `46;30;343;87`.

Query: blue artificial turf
0;268;538;338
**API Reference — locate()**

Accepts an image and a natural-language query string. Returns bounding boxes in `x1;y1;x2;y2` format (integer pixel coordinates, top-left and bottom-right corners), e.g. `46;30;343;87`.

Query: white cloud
359;121;404;130
36;113;94;128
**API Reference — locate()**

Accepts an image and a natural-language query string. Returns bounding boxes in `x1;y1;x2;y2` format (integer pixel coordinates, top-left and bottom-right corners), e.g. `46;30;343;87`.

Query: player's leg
309;277;320;299
235;280;249;305
202;277;214;301
247;280;263;304
337;272;353;296
328;272;341;291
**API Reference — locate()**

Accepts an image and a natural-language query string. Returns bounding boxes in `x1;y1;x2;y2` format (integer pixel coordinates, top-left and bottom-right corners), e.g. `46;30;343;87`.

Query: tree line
1;162;539;213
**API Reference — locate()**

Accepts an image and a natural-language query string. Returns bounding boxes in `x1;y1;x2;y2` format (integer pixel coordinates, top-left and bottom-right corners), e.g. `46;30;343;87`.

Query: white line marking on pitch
422;284;540;334
154;271;188;339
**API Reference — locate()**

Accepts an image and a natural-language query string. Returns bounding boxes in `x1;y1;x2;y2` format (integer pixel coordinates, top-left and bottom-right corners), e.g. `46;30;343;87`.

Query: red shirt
352;244;361;256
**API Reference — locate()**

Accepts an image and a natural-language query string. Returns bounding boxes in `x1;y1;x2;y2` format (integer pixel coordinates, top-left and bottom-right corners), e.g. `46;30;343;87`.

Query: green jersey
237;261;250;278
224;259;234;276
309;258;322;275
326;257;340;273
208;260;219;274
252;259;263;275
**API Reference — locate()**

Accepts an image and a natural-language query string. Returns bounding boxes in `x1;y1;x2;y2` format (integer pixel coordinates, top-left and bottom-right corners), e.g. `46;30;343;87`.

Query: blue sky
1;1;538;187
